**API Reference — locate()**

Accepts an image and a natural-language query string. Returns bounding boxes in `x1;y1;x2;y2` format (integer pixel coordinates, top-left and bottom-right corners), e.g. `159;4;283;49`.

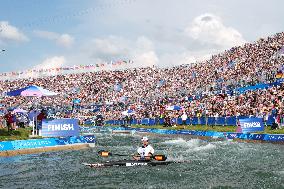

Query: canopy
122;109;135;115
165;105;181;111
6;85;57;97
13;108;28;113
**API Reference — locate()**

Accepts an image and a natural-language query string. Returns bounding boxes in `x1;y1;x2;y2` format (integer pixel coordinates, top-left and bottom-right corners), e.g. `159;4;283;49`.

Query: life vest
137;144;154;158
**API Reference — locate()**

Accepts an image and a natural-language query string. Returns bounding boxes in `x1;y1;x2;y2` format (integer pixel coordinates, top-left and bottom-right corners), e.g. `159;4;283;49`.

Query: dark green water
0;133;284;189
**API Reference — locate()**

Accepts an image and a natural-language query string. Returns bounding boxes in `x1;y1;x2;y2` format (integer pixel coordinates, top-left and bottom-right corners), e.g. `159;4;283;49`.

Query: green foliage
0;128;33;141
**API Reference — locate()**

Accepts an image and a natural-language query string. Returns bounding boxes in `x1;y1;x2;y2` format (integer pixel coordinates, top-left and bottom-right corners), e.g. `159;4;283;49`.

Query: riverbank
107;125;284;144
125;124;284;134
1;124;284;142
0;143;90;157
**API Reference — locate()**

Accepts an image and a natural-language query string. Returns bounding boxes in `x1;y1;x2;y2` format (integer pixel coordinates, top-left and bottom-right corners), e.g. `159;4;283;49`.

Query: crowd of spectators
0;32;284;128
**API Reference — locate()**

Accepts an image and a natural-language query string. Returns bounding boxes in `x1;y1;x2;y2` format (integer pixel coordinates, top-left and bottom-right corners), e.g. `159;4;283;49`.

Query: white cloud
81;35;158;68
34;56;66;70
132;36;158;67
91;36;129;58
132;51;158;67
65;13;247;69
57;34;74;48
34;30;74;48
21;56;66;78
136;36;154;51
0;21;28;43
185;13;247;49
159;52;196;68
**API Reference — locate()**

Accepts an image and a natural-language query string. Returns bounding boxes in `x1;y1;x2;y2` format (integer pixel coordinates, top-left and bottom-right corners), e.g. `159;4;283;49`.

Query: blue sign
0;141;14;151
41;119;80;137
11;138;58;150
54;135;96;145
264;134;284;142
82;135;96;143
239;118;264;133
0;135;96;151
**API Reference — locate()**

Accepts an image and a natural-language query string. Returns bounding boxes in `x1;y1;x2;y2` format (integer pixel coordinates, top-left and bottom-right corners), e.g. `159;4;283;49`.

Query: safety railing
104;116;276;126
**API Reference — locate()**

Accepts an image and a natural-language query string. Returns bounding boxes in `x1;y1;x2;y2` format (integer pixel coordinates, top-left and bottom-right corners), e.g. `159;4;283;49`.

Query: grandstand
1;32;284;127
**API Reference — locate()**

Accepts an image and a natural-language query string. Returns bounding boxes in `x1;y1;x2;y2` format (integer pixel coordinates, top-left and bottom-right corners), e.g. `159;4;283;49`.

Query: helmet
141;136;149;141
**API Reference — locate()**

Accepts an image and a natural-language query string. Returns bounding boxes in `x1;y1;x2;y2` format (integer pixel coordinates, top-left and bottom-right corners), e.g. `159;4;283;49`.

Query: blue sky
0;0;283;73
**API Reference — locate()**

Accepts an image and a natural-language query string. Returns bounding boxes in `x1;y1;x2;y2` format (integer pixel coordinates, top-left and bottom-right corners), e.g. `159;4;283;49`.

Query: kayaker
133;136;155;161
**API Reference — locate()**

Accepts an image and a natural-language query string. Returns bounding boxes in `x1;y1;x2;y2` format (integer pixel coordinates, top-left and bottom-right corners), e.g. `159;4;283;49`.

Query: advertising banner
41;119;79;137
11;138;58;150
238;118;264;133
54;135;96;145
0;135;96;151
0;141;14;151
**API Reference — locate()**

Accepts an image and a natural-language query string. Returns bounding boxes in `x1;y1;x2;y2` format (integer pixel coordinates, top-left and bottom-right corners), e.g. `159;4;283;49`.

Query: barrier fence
80;126;284;143
0;135;96;151
104;116;276;126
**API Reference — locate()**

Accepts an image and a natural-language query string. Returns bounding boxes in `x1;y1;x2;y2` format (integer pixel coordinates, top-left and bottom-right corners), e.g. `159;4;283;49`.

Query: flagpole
32;117;35;136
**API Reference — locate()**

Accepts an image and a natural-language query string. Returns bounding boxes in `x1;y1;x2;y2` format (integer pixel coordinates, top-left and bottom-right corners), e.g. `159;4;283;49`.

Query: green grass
0;128;37;141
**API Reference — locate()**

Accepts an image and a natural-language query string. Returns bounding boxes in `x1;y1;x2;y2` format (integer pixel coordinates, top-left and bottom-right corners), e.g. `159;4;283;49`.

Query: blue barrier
215;117;225;125
207;117;216;125
11;138;58;150
159;118;165;125
107;116;278;127
192;117;199;125
226;117;237;126
131;119;137;125
264;134;284;142
149;119;156;125
177;118;183;125
0;141;14;151
141;119;149;125
186;118;191;125
200;117;206;125
0;135;96;151
80;126;284;143
266;116;275;126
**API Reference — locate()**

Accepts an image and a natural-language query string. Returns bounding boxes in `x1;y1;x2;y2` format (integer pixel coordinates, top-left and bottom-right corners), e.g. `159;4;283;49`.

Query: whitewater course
0;127;284;189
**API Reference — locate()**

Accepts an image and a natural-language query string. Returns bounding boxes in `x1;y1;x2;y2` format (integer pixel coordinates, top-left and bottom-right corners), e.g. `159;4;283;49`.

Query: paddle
98;150;167;161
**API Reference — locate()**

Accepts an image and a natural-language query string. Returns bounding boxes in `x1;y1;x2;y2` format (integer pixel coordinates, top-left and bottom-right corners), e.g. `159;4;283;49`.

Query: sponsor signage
0;141;14;151
82;135;96;143
0;135;96;151
11;138;58;150
238;118;264;133
126;162;148;166
42;119;80;137
54;135;96;145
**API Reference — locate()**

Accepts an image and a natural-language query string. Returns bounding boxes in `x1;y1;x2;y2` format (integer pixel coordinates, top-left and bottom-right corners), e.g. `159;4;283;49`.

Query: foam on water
162;138;216;151
161;138;188;145
190;143;216;151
